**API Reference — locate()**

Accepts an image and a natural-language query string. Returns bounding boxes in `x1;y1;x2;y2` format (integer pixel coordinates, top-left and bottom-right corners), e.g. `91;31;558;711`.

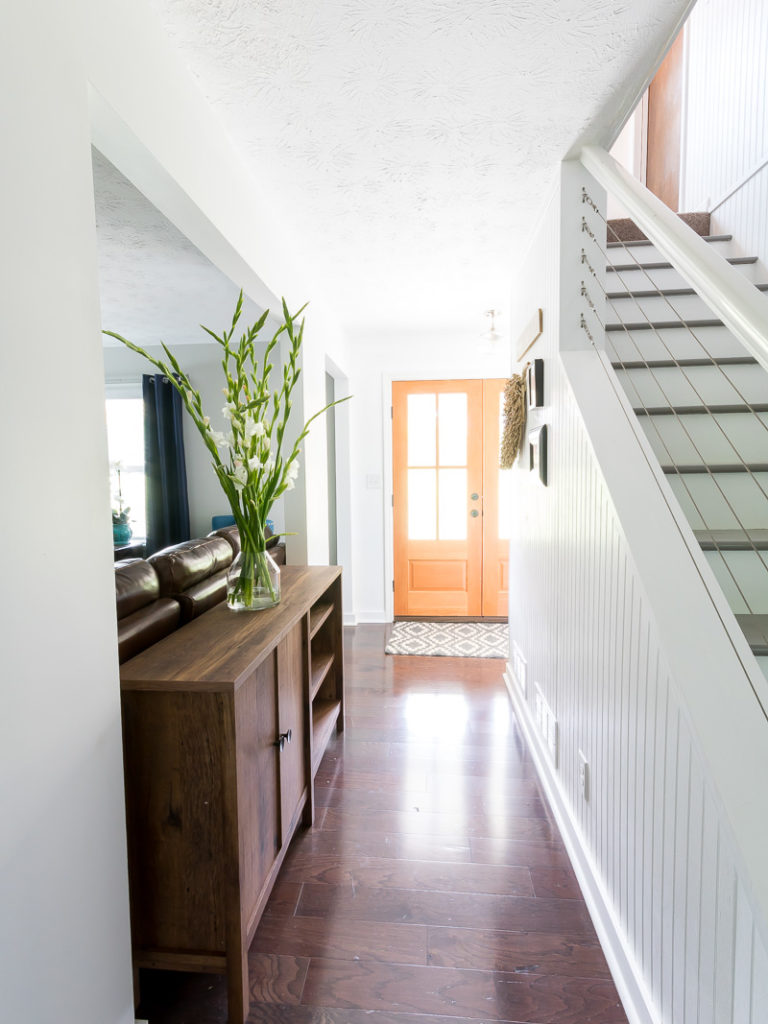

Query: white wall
0;1;135;1021
346;331;510;621
505;165;768;1024
0;0;348;1019
681;0;768;261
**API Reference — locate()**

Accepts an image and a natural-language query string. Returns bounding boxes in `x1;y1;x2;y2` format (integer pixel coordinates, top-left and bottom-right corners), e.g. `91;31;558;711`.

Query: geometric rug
385;620;508;658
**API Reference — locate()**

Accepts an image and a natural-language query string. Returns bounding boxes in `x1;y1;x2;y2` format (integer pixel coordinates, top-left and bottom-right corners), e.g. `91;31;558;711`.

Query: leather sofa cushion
209;525;283;557
115;559;161;619
118;597;180;663
210;525;241;557
150;536;233;596
270;543;286;566
176;570;228;622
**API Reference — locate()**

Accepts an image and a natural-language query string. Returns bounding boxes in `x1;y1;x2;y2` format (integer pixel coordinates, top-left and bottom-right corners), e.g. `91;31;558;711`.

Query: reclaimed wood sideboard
119;565;344;1023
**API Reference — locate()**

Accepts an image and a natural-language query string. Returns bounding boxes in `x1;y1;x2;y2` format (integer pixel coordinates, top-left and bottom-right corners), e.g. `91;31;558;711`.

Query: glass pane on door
407;393;436;466
438;393;467;466
408;468;437;539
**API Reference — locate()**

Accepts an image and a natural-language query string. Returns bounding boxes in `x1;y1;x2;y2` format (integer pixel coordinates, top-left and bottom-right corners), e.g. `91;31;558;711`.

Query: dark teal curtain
143;374;190;554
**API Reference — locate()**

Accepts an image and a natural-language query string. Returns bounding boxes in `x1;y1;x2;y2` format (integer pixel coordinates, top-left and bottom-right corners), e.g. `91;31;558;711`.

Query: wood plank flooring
136;624;627;1024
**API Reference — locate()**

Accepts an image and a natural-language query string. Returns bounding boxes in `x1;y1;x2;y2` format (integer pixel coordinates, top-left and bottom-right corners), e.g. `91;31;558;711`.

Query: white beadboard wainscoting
505;163;768;1024
682;0;768;265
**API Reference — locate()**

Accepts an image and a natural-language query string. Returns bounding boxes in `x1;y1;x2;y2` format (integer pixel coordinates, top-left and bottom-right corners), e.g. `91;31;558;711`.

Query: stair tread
608;256;757;272
613;357;759;369
606;319;723;331
695;529;768;551
607;234;732;249
607;283;768;299
736;614;768;655
635;404;768;416
662;463;768;474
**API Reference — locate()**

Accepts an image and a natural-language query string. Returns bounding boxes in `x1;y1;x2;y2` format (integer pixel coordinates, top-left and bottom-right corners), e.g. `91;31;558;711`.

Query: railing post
560;160;607;353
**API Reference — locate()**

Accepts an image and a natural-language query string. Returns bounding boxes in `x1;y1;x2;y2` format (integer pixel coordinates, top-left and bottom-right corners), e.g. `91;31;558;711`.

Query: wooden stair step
607;283;768;299
635;404;768;416
695;529;768;551
607;234;732;249
736;614;768;656
607;212;711;242
662;463;768;475
613;357;759;369
606;319;723;331
608;256;757;273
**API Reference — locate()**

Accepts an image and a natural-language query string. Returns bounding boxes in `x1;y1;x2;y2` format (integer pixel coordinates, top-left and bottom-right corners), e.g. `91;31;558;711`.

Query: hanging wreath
500;369;528;469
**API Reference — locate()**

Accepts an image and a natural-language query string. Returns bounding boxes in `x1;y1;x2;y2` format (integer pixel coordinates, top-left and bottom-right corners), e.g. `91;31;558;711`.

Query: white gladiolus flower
222;403;237;421
231;461;248;491
210;429;232;449
244;416;267;440
285;478;295;491
201;415;211;427
286;459;299;481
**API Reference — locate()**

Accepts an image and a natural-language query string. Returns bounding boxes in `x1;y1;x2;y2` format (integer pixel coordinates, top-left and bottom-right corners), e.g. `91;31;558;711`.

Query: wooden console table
119;565;343;1023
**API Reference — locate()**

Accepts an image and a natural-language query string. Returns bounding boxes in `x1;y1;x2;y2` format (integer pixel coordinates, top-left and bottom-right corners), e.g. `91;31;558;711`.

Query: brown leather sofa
115;559;181;663
209;524;286;566
149;535;234;623
115;526;286;663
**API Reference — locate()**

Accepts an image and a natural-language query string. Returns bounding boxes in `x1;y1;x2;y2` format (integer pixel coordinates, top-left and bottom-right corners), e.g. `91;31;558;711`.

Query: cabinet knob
275;729;292;751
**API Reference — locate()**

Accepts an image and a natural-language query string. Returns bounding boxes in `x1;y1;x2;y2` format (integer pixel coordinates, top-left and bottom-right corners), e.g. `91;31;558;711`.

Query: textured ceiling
93;149;264;347
144;0;686;333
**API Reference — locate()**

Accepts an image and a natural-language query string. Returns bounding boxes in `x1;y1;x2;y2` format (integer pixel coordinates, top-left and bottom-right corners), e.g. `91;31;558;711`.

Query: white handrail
580;144;768;375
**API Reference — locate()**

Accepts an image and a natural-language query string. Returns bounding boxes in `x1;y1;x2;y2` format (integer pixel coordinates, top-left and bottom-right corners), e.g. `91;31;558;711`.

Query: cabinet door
276;622;307;845
235;657;281;923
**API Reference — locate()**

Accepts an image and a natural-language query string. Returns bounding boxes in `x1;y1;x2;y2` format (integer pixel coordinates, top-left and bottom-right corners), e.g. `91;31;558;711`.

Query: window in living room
106;390;146;539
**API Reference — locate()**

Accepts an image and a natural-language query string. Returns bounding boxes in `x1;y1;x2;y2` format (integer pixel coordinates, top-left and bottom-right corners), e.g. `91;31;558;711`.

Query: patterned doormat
385;621;508;659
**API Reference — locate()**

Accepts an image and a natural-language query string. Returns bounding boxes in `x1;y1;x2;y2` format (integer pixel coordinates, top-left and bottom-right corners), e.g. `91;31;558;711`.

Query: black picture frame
529;424;547;486
527;358;544;408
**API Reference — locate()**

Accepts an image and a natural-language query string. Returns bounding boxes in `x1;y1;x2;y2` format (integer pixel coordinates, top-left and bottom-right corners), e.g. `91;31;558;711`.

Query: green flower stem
103;292;350;584
229;536;277;608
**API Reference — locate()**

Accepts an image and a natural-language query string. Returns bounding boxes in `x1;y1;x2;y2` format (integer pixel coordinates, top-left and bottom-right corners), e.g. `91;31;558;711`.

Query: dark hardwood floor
137;624;627;1024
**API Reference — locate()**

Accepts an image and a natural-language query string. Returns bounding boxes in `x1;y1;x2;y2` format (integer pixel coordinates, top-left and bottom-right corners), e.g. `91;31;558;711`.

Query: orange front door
481;379;510;616
393;379;508;617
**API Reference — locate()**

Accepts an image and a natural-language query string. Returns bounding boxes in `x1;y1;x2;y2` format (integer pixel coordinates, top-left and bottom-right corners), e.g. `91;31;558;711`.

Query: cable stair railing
577;156;768;679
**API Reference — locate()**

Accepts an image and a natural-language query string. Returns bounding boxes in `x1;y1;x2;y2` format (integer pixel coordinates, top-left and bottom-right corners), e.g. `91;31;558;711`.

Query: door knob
470;509;479;518
470;492;479;501
274;729;292;751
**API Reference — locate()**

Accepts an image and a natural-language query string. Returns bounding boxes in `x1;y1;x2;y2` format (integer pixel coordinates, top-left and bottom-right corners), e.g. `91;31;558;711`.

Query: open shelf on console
309;601;334;640
310;651;335;700
311;699;342;776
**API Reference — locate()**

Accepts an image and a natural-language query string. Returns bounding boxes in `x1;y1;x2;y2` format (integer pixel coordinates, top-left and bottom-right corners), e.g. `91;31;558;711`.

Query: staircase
604;224;768;681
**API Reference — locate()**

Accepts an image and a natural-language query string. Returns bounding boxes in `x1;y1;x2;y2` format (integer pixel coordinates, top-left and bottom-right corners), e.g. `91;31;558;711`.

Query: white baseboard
503;665;660;1024
353;610;390;623
343;612;357;626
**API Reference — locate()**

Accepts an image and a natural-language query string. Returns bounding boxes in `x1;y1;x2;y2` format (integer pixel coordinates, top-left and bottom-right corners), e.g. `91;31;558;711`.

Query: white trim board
503;663;660;1024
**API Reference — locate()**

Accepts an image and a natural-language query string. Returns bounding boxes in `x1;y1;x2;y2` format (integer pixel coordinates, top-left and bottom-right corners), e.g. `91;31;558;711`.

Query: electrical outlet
578;749;589;800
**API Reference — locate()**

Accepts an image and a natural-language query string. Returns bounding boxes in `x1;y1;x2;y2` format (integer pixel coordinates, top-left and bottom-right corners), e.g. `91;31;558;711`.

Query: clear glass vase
226;546;281;611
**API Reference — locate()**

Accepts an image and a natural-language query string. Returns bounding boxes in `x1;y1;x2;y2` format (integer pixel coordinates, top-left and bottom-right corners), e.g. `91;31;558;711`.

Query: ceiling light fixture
480;309;502;351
